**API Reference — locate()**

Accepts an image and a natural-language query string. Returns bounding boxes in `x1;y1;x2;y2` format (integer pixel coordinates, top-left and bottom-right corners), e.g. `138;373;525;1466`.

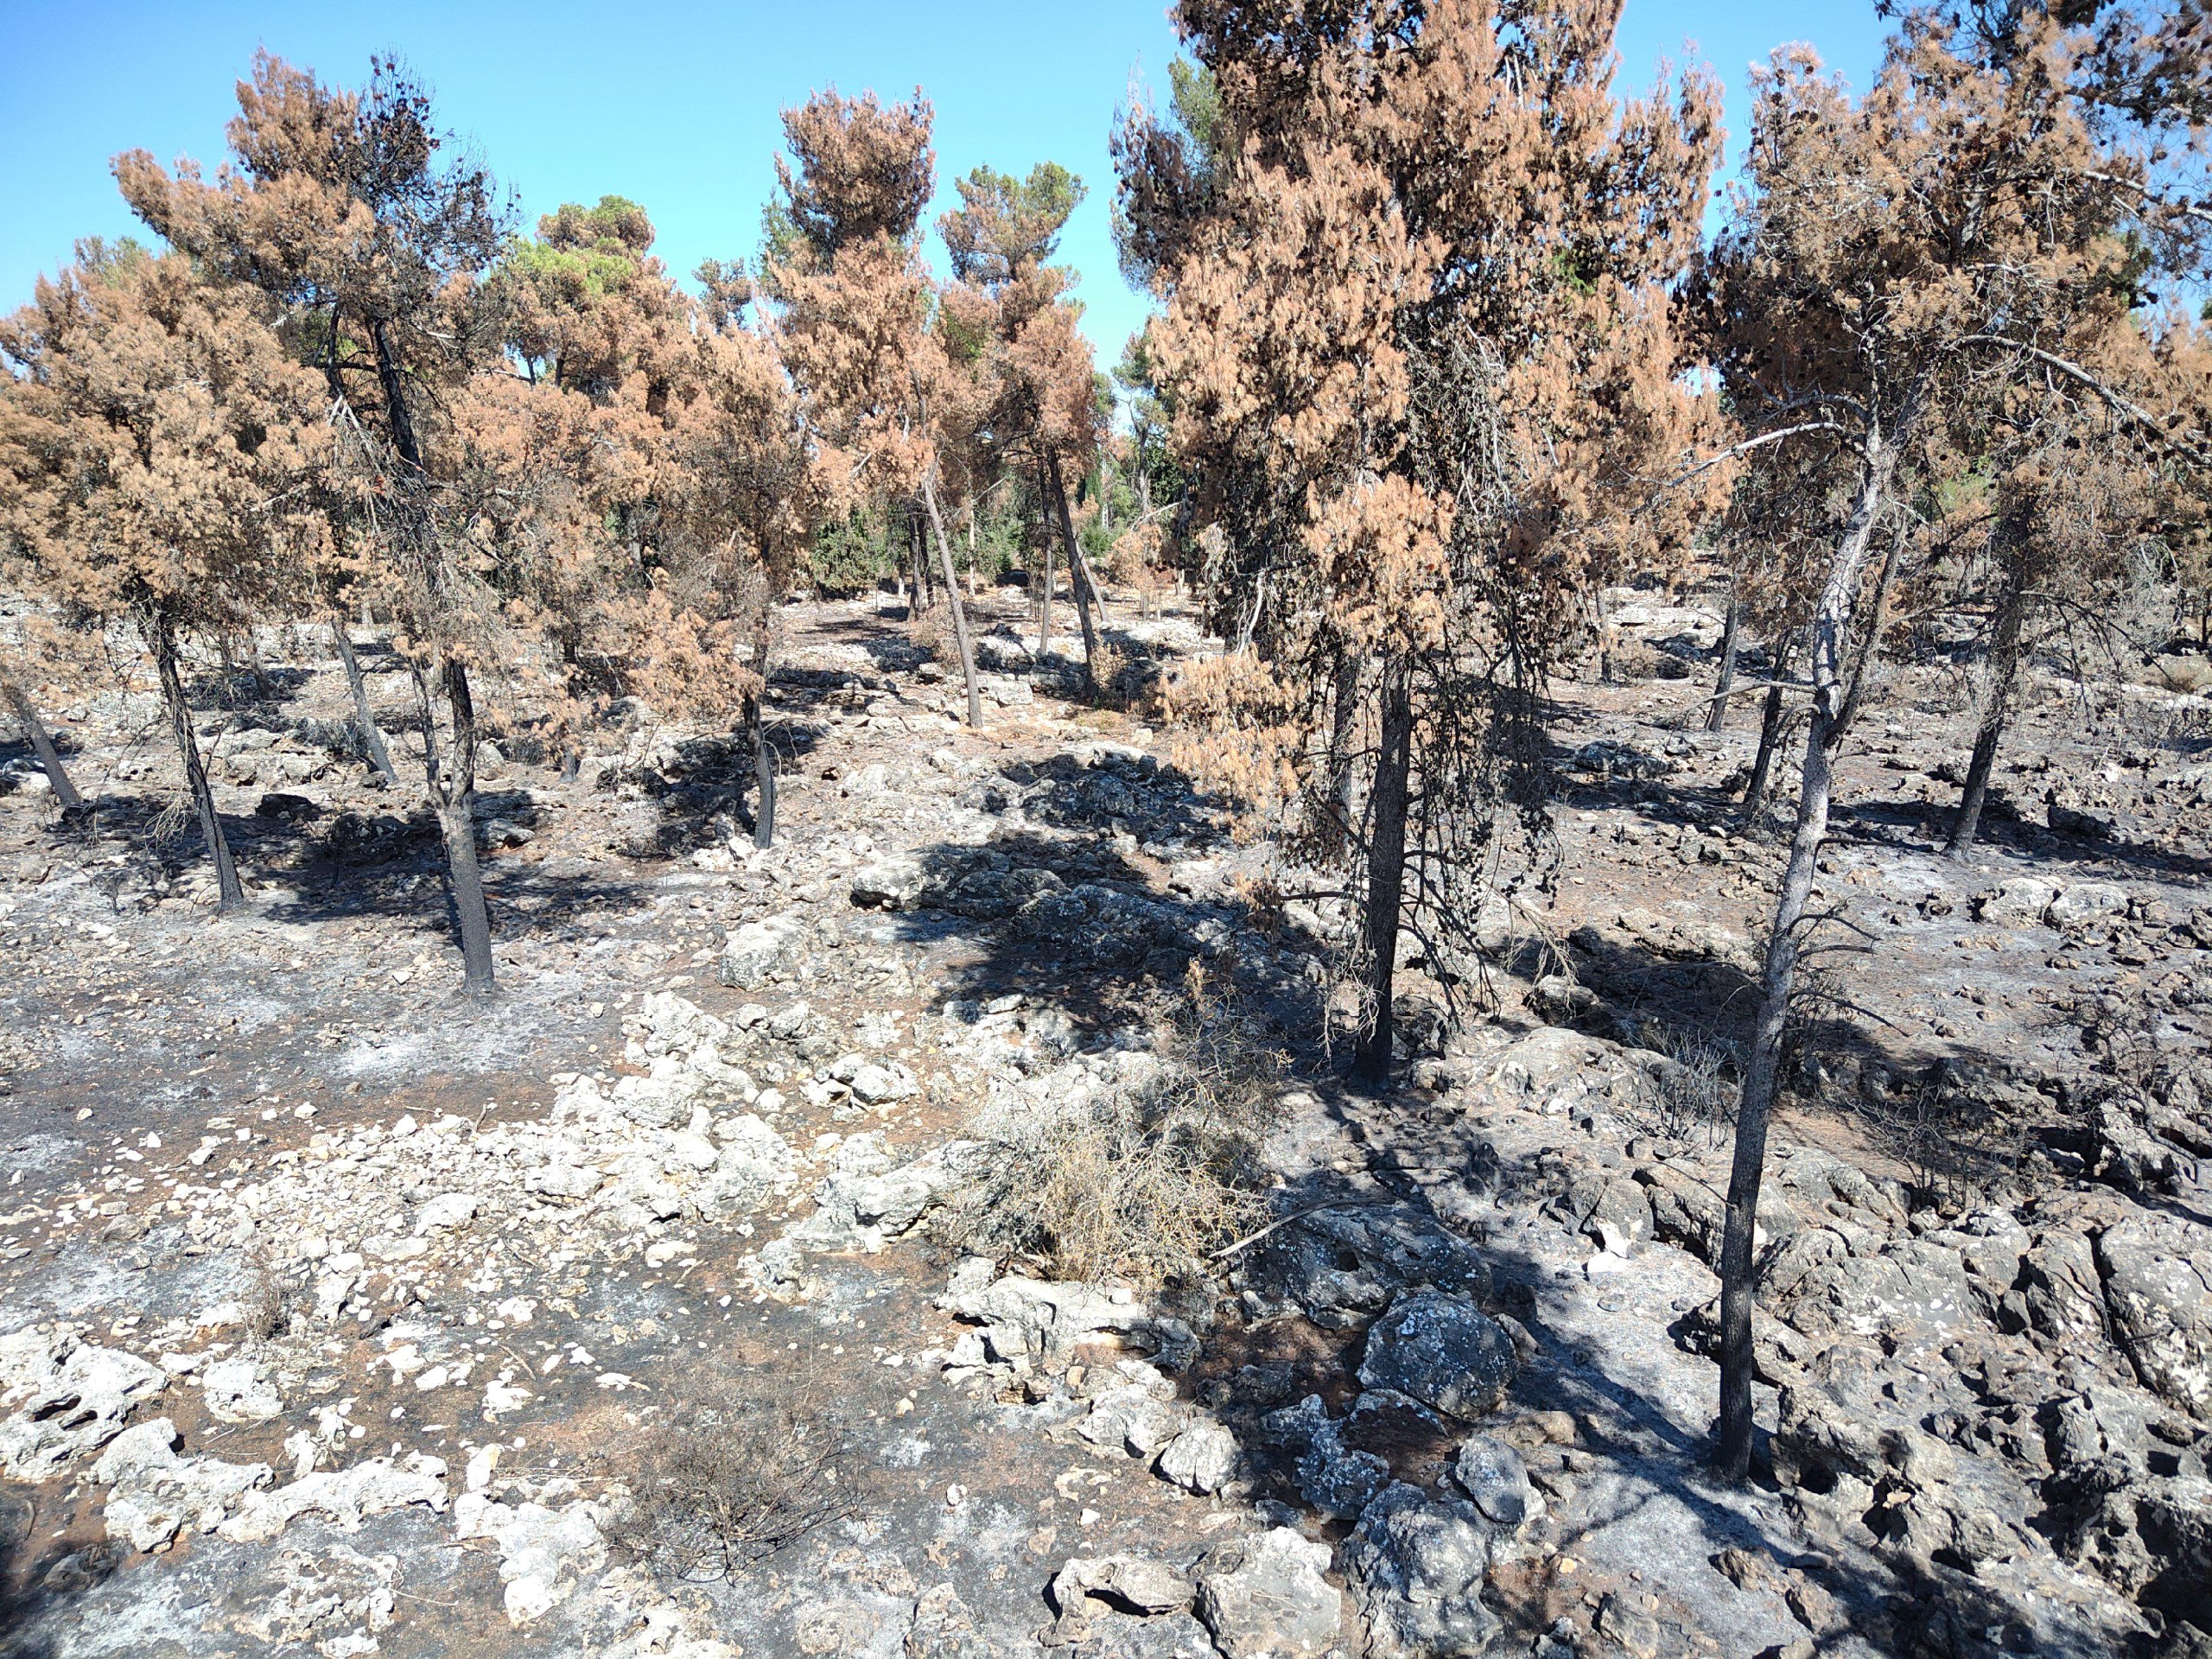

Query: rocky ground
1;582;2208;1659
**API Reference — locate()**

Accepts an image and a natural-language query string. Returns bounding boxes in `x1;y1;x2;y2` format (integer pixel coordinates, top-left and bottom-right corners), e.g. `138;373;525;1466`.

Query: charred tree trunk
1325;652;1362;855
1047;450;1102;684
920;478;984;728
1945;570;2030;860
1740;664;1789;820
1717;413;1906;1482
1354;656;1413;1090
1034;461;1056;662
748;617;777;849
1707;585;1741;733
416;659;497;995
3;677;84;812
331;620;397;785
371;319;493;993
149;612;243;912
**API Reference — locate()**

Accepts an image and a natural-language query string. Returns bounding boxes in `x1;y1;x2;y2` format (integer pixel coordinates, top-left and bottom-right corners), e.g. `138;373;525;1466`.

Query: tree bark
331;620;397;784
1325;651;1362;856
416;658;496;995
1034;461;1056;661
3;677;84;811
920;477;984;728
748;617;777;849
1740;668;1789;819
1047;449;1101;684
1944;570;2029;859
1706;584;1740;733
149;613;244;912
1717;416;1905;1482
1836;532;1903;740
1354;655;1413;1090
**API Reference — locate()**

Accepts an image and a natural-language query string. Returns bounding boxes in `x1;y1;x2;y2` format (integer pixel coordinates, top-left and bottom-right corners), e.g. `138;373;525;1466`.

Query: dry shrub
1090;644;1129;707
936;971;1281;1294
241;1258;311;1341
604;1363;863;1583
911;599;955;667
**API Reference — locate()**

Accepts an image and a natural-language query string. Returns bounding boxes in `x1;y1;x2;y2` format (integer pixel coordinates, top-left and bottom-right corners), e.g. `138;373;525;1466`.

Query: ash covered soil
2;585;2209;1659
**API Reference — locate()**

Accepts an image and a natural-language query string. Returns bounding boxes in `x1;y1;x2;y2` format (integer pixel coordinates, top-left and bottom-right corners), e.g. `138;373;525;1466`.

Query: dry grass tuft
603;1363;865;1583
936;970;1283;1294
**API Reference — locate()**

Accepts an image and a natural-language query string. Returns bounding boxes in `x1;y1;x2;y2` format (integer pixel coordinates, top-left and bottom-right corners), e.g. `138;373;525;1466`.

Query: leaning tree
1698;9;2212;1479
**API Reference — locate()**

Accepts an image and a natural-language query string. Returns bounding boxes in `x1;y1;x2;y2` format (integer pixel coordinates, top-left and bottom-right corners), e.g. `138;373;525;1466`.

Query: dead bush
1631;1027;1741;1146
603;1363;864;1583
241;1258;311;1342
935;970;1281;1294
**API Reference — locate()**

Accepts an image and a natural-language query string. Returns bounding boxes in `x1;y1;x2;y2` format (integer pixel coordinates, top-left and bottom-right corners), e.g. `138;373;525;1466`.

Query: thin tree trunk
417;659;496;995
1740;667;1789;818
749;617;777;849
1034;460;1056;661
1836;531;1903;739
1707;584;1740;733
1717;416;1905;1481
3;677;84;811
1326;651;1361;855
920;478;984;728
1354;655;1413;1089
1593;588;1615;683
1944;570;2029;859
149;613;243;912
331;620;397;784
1048;450;1102;684
967;515;980;599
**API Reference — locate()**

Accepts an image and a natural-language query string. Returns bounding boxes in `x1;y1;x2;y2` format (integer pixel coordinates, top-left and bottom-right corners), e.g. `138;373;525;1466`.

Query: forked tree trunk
1945;571;2029;859
1717;414;1906;1482
1836;534;1903;740
370;319;494;993
1707;585;1740;733
1047;450;1101;683
149;613;244;912
331;619;397;784
920;478;984;728
416;658;496;995
2;677;84;811
1354;656;1413;1090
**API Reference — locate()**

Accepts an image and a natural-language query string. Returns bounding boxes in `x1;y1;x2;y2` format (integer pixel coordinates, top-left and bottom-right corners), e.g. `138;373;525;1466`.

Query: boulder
92;1419;271;1552
850;857;929;911
1357;1294;1518;1421
200;1357;283;1424
944;1273;1154;1364
1157;1420;1239;1495
716;912;805;988
2096;1212;2212;1418
1249;1205;1492;1332
1345;1483;1500;1658
1046;1554;1195;1647
1973;877;2062;927
1193;1528;1342;1658
1451;1434;1533;1527
0;1341;167;1478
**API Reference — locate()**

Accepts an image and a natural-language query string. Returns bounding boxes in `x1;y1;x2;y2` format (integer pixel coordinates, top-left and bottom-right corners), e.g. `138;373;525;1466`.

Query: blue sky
3;2;1894;364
